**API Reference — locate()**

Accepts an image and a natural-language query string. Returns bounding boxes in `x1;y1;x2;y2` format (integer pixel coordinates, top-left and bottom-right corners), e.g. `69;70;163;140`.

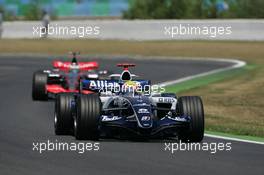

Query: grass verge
166;64;264;141
165;64;254;93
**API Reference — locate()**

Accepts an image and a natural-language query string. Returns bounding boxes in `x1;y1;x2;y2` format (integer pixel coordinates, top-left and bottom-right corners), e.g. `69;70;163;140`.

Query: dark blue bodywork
99;95;190;139
80;79;190;139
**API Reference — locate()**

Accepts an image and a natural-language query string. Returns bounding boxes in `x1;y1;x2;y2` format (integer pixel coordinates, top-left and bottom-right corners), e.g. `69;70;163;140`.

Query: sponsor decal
158;97;175;103
43;70;51;73
101;115;121;122
138;108;150;114
141;116;151;121
133;103;150;107
171;117;188;122
49;74;60;77
89;80;119;88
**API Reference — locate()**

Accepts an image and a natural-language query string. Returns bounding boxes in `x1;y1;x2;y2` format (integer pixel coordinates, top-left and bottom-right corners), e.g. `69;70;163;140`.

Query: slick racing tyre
74;94;102;140
32;71;48;101
54;94;74;135
177;96;204;142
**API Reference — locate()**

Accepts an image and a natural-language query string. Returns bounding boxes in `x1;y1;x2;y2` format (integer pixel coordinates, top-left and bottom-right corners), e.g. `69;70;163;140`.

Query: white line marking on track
158;58;246;87
205;134;264;145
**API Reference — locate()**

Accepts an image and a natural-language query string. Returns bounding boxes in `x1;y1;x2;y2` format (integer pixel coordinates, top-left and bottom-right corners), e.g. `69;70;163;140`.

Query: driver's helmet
122;80;141;95
69;58;80;74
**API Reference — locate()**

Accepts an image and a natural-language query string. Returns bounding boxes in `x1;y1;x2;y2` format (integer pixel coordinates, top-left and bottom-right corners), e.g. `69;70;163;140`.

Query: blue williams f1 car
54;64;204;142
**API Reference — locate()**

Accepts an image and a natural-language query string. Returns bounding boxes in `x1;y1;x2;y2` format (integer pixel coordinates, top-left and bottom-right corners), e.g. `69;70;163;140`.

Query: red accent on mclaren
81;90;94;95
117;63;136;70
53;61;99;71
46;85;70;93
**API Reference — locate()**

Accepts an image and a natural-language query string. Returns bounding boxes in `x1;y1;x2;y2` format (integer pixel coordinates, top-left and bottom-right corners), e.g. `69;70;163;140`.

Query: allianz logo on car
89;80;120;88
88;80;144;89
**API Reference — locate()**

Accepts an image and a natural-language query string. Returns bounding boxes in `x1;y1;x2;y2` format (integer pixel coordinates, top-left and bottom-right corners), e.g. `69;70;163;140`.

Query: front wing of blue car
98;115;191;139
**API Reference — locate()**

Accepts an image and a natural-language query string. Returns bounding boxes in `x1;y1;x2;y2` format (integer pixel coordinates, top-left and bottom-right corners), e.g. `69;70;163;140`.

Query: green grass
165;64;264;141
166;65;255;93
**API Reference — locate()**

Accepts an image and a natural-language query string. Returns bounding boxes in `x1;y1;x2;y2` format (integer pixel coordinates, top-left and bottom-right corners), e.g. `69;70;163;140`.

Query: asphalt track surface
0;56;263;175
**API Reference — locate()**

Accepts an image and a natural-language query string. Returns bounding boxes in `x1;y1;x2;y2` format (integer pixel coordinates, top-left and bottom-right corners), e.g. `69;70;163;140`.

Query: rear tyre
32;71;48;101
177;96;204;142
74;94;101;140
54;94;74;135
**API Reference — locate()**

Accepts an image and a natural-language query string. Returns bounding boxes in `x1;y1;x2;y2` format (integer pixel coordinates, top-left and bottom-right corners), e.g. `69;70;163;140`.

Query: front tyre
32;71;48;101
74;94;101;140
54;94;74;135
178;96;204;142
